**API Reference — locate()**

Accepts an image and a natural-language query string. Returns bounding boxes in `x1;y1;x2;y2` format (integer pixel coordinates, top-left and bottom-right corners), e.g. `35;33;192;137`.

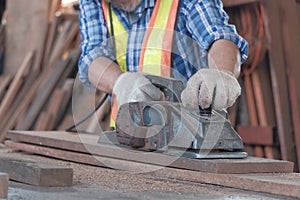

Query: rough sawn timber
0;173;8;199
5;130;294;174
4;139;300;199
0;153;73;186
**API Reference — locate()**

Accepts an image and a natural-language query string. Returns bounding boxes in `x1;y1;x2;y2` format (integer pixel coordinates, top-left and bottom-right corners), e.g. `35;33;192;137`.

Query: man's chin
106;0;143;12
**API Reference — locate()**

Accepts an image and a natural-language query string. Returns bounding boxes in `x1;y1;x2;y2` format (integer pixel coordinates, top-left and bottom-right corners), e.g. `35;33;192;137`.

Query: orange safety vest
102;0;179;127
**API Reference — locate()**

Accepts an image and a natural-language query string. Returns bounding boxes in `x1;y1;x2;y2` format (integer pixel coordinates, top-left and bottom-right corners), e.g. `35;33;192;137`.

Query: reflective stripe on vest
102;1;128;72
102;0;179;127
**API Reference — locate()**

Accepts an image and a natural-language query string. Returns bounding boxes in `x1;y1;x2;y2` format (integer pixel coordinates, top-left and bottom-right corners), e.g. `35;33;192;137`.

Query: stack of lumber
0;1;110;142
4;130;300;199
224;1;300;172
0;1;74;139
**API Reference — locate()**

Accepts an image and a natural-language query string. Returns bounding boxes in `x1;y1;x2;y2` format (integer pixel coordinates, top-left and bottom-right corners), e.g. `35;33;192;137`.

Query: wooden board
222;0;261;7
156;169;300;199
0;173;8;199
5;0;51;75
237;125;275;145
16;59;70;130
5;130;294;174
0;75;12;101
277;0;300;172
4;140;300;199
0;153;73;186
264;0;297;167
0;52;34;121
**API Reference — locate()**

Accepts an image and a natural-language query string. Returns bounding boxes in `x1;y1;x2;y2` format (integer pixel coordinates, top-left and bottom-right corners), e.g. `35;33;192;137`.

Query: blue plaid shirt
78;0;248;87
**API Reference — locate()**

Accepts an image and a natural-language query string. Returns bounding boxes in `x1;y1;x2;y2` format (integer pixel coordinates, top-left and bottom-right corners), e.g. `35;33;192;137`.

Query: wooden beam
16;59;70;130
5;130;294;174
0;52;34;121
264;0;297;165
156;169;300;199
222;0;261;7
4;140;300;199
237;125;275;145
0;173;8;199
278;0;300;172
0;153;73;186
0;71;40;142
39;89;65;130
0;75;12;101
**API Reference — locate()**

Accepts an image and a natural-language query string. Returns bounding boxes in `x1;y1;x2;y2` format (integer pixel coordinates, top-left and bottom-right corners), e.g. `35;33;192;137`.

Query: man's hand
113;72;164;105
181;69;241;111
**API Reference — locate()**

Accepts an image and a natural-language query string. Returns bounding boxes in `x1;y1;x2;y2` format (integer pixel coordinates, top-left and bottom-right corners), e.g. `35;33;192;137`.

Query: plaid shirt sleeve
186;0;248;63
78;0;116;87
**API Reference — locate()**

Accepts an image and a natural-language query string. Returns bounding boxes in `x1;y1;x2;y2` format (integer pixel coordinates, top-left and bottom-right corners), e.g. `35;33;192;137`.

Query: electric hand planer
101;74;248;159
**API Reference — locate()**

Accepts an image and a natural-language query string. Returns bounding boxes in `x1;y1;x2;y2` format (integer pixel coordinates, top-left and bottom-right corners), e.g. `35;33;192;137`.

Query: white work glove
113;72;164;105
181;69;241;111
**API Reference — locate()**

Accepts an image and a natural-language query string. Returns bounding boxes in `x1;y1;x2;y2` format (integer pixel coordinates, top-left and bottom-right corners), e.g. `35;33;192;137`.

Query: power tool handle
145;74;212;114
145;74;184;102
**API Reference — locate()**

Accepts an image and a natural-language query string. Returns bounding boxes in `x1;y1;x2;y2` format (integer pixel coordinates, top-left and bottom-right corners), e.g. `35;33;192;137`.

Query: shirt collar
134;0;156;14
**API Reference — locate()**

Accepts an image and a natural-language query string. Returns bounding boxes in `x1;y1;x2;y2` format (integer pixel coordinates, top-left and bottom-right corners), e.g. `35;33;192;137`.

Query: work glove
113;72;164;105
181;69;241;111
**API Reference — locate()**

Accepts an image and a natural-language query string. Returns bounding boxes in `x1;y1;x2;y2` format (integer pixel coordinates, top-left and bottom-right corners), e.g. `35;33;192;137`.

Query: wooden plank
86;96;111;133
5;130;294;174
5;0;51;75
48;0;60;22
44;89;65;130
0;78;39;135
58;115;74;130
244;74;264;157
254;59;280;159
60;11;80;22
0;153;72;186
0;52;34;121
25;50;79;131
252;69;276;159
0;75;12;101
4;140;161;172
0;72;40;142
244;75;258;127
0;173;8;199
34;112;54;131
0;52;34;139
47;21;79;70
56;79;74;127
278;0;300;171
264;0;297;165
33;88;67;131
16;59;70;130
156;170;300;199
222;0;261;7
42;13;61;68
4;140;300;199
237;125;274;145
289;75;300;172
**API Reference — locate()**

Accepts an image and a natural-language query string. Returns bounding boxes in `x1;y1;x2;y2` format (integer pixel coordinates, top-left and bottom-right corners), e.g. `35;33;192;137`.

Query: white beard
104;0;143;12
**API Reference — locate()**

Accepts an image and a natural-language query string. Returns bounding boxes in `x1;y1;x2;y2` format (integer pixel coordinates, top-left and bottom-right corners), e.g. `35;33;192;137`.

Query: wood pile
225;0;300;172
0;0;109;142
4;130;300;199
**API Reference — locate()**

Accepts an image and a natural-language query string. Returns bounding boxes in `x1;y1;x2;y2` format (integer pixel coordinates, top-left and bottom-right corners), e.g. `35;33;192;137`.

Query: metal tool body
102;75;247;159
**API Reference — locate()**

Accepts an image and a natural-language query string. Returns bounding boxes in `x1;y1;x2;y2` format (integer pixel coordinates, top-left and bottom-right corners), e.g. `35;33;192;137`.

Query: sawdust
1;147;293;199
